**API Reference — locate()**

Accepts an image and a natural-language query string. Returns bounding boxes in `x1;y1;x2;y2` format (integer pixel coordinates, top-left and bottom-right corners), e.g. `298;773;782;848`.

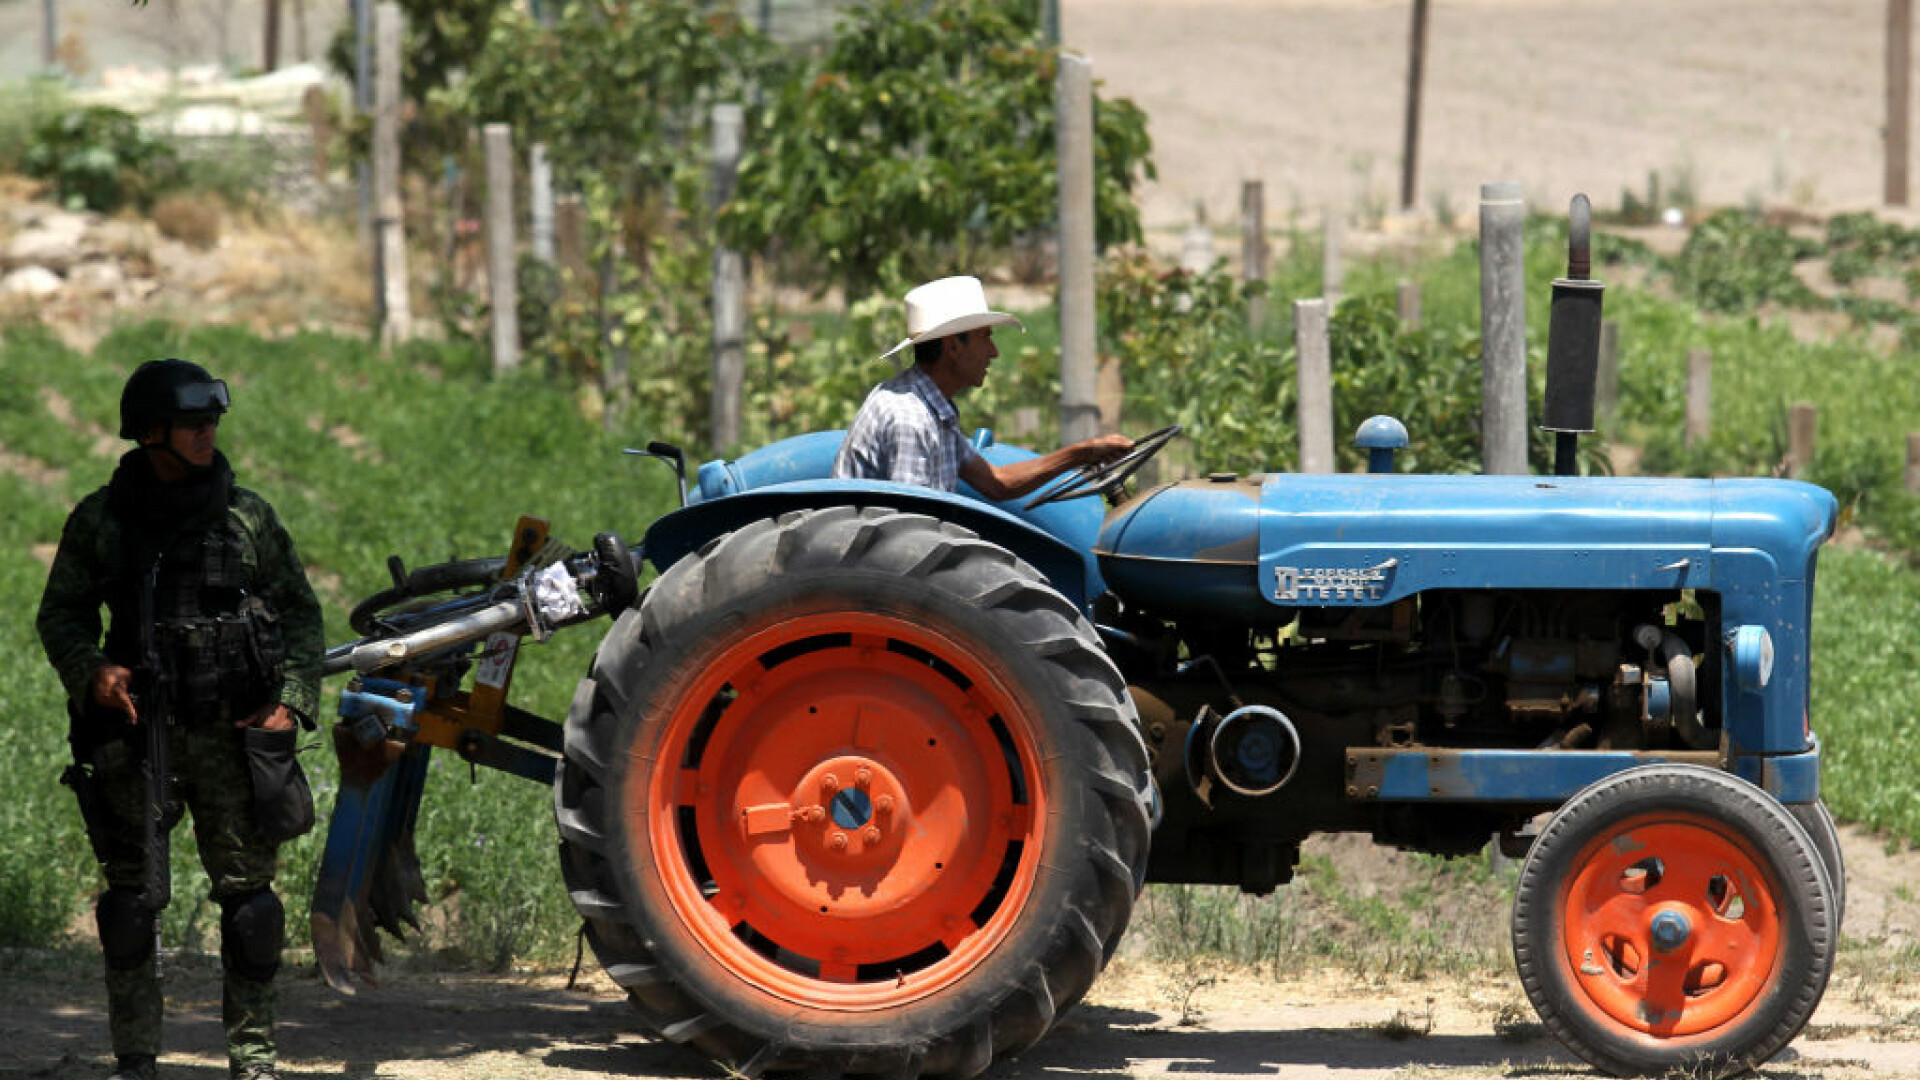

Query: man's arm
960;433;1134;502
37;497;114;703
248;496;325;728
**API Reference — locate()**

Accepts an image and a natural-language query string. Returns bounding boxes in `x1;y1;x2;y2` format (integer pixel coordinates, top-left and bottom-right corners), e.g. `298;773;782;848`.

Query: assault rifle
135;560;171;970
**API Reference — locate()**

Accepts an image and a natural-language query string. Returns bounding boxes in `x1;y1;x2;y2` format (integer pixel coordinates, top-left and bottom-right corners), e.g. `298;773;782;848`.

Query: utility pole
263;0;282;72
1890;0;1912;205
41;0;58;72
1399;0;1430;212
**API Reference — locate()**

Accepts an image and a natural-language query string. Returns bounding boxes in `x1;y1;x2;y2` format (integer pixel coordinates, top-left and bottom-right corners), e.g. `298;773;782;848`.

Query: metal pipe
333;598;527;676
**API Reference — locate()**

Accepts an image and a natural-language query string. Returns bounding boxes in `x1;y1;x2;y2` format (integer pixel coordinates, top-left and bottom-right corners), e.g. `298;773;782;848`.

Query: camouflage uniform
38;450;323;1078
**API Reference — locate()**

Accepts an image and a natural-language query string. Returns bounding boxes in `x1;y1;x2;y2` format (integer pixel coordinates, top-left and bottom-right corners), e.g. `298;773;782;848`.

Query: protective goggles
171;380;231;413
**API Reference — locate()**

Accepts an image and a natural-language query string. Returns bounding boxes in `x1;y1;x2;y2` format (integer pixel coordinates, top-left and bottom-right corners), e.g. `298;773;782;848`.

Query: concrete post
483;123;520;373
711;104;746;456
1595;319;1621;426
530;144;554;263
372;3;412;345
1479;182;1528;474
1295;299;1334;474
1057;53;1099;444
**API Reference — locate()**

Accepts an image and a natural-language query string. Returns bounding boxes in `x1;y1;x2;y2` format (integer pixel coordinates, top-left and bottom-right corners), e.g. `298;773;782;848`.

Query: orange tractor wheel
555;507;1153;1079
1511;764;1836;1078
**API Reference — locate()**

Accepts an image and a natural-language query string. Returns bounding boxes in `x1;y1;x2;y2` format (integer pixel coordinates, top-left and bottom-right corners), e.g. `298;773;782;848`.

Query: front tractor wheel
555;507;1153;1079
1511;765;1836;1078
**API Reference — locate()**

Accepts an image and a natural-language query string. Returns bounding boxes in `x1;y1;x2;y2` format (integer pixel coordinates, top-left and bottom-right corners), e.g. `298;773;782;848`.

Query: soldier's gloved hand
237;703;296;732
90;663;138;723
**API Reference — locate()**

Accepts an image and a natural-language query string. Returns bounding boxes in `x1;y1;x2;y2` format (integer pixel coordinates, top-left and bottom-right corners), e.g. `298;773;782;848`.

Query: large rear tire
555;507;1153;1079
1511;764;1835;1078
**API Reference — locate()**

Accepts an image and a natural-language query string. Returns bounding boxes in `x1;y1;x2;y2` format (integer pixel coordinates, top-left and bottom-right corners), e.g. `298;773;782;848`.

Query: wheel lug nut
855;768;873;789
862;826;882;844
821;774;839;794
829;832;848;851
875;795;894;814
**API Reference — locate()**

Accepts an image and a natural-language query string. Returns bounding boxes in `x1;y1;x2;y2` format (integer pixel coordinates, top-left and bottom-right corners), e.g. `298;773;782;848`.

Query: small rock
4;211;94;272
1;265;64;298
67;260;128;298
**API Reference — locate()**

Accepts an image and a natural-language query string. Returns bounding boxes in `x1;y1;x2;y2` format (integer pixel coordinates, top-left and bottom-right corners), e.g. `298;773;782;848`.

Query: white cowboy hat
879;275;1024;360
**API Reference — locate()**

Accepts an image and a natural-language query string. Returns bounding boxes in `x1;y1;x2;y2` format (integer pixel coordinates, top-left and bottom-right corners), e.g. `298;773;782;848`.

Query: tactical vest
146;522;287;723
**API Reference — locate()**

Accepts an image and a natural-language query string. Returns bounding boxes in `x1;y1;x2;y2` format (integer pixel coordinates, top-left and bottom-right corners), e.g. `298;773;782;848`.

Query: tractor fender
643;479;1103;610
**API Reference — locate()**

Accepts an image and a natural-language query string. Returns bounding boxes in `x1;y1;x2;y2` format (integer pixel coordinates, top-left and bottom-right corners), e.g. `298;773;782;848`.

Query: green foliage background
0;322;677;960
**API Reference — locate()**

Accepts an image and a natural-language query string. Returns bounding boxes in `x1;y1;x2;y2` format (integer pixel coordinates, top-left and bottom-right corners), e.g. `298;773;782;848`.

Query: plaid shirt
832;365;977;492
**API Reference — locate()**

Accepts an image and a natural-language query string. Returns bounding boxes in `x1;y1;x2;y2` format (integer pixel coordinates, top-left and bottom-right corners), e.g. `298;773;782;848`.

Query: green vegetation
0;320;677;964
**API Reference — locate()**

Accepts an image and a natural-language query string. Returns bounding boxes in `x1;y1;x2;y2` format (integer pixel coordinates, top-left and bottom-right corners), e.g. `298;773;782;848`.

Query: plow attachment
311;681;432;991
309;522;640;992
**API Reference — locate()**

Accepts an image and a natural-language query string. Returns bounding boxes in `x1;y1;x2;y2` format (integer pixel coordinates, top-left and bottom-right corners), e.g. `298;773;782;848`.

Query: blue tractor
314;205;1840;1079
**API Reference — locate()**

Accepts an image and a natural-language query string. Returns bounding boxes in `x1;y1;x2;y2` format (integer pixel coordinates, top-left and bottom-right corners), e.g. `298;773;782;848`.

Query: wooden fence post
302;84;330;181
372;2;412;346
1295;298;1334;474
1787;403;1817;479
1685;347;1712;446
1396;278;1421;328
711;103;746;456
1242;180;1267;330
1479;182;1527;474
1057;53;1099;446
1322;210;1343;309
483;123;520;373
1907;433;1920;492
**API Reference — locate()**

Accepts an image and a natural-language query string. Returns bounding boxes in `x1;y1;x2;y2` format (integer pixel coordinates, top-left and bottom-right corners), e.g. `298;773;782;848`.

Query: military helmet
118;358;230;439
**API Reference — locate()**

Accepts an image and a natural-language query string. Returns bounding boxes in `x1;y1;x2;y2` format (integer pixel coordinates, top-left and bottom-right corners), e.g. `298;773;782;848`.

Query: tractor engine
1107;572;1732;891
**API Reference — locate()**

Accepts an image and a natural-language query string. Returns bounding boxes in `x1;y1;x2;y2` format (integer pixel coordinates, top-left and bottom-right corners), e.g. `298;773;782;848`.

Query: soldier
37;359;324;1080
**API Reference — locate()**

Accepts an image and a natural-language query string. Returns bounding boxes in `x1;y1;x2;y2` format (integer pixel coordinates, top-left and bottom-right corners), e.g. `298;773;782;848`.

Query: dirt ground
5;821;1920;1080
1065;0;1900;237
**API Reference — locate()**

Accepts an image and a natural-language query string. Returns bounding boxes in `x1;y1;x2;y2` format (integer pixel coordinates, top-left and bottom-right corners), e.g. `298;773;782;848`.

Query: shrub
23;105;183;214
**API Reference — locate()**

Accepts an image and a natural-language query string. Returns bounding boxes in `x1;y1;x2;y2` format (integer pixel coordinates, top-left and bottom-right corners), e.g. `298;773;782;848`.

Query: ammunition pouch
153;596;285;724
243;725;314;844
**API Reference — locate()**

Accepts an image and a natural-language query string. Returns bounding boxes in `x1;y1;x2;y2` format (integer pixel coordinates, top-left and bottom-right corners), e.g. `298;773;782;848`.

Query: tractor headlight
1728;625;1774;692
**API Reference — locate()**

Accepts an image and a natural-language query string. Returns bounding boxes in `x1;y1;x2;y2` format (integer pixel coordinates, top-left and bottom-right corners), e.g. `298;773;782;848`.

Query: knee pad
96;887;155;971
219;888;285;983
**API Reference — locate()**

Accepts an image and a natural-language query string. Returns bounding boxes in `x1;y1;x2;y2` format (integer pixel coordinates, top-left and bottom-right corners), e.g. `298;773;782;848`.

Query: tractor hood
1097;473;1837;619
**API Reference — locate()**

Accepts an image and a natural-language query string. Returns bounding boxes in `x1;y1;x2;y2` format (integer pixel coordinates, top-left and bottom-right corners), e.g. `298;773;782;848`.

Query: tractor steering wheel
1024;424;1183;509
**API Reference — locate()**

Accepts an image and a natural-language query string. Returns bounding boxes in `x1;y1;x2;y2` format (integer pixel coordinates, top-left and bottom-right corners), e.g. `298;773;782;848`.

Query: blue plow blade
310;686;432;993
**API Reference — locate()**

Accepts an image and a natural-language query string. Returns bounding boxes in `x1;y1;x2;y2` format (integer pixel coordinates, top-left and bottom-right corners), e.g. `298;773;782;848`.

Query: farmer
833;275;1134;497
37;359;324;1080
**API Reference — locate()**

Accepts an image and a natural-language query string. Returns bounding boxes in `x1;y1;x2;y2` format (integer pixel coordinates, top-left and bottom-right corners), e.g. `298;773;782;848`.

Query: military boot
108;1053;156;1080
229;1065;278;1080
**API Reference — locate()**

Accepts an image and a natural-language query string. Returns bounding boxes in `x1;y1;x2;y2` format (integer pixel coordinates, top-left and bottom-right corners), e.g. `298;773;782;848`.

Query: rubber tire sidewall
1510;764;1836;1079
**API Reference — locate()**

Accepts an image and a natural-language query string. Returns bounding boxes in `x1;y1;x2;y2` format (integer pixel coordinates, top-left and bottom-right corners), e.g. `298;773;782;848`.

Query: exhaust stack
1541;193;1606;477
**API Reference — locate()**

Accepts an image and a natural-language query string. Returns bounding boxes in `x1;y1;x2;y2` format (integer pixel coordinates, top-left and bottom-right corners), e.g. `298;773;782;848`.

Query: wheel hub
793;756;905;860
1648;907;1692;953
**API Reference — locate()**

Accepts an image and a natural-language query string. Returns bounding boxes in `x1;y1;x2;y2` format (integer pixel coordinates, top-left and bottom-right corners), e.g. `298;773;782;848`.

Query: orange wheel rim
633;611;1048;1011
1558;814;1784;1038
